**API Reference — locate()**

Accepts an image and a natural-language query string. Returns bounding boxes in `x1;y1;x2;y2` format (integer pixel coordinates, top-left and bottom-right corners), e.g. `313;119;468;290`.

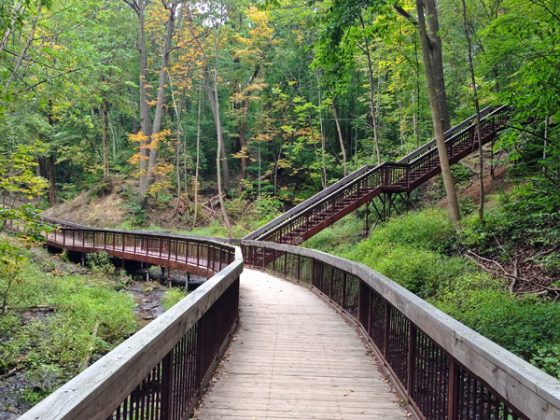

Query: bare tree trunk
0;1;24;55
167;73;185;199
5;8;40;90
412;92;419;147
39;156;57;206
543;116;549;175
193;91;202;228
359;15;381;165
238;104;249;180
416;0;460;224
140;2;178;200
136;1;152;186
398;95;406;149
332;100;348;176
257;145;262;196
461;0;484;222
413;35;421;147
424;0;451;131
206;68;232;236
236;65;260;181
316;73;328;188
102;99;110;181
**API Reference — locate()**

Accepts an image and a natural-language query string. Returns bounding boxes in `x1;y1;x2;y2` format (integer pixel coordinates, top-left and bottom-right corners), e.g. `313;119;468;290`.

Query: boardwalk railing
21;239;243;420
241;240;560;420
7;217;234;277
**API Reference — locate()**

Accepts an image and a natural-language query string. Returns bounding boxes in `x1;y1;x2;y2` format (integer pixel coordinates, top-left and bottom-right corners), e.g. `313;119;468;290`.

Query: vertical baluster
383;304;390;357
447;358;459;420
161;349;174;420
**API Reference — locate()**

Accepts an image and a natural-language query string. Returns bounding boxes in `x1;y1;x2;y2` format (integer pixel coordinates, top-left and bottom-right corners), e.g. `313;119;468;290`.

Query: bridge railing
42;224;235;277
398;105;500;164
241;240;560;420
245;164;371;240
21;240;243;420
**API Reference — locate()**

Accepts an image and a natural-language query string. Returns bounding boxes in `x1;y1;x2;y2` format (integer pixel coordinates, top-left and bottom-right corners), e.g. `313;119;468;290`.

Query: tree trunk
236;65;260;181
102;99;110;181
461;0;484;222
168;74;184;199
5;8;40;90
139;2;178;200
416;0;460;224
136;1;152;187
359;15;381;164
39;156;57;206
0;1;24;55
206;68;232;235
413;35;421;147
424;0;451;131
332;100;348;176
316;73;328;188
193;92;202;228
237;93;249;183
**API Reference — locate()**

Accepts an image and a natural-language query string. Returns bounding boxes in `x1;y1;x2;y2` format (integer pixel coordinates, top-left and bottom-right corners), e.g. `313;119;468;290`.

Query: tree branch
393;3;417;26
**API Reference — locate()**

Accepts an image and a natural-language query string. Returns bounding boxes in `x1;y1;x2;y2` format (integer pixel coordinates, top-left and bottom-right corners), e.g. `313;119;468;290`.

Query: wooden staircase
245;106;508;246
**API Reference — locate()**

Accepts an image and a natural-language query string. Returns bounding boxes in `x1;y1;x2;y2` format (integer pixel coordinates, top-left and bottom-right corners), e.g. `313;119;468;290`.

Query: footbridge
15;106;560;419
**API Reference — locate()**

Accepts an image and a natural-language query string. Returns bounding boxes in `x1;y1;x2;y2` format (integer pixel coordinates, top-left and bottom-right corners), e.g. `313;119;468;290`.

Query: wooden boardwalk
196;269;407;419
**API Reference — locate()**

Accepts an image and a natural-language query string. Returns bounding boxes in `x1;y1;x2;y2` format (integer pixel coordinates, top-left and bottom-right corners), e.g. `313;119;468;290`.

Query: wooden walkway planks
196;269;407;419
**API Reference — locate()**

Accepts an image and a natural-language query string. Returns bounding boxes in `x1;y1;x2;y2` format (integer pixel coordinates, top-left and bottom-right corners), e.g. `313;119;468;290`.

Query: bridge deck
196;269;407;419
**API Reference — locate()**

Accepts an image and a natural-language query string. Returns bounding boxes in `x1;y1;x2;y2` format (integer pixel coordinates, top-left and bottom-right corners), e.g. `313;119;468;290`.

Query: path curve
196;269;407;419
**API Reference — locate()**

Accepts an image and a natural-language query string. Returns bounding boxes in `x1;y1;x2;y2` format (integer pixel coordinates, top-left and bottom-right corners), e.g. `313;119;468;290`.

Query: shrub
86;251;115;275
435;289;560;373
162;288;186;310
305;215;363;254
461;182;560;252
367;209;457;253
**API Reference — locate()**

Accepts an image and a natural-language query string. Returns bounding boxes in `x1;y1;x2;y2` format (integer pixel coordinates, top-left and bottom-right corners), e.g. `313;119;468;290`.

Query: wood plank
195;269;407;419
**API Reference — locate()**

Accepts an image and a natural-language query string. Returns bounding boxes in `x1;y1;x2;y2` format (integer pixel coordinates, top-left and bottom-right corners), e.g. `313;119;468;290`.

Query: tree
416;0;460;224
123;0;181;203
460;0;484;221
185;2;233;235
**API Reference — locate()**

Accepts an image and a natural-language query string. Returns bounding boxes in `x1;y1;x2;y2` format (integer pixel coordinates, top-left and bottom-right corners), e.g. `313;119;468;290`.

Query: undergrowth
0;238;137;406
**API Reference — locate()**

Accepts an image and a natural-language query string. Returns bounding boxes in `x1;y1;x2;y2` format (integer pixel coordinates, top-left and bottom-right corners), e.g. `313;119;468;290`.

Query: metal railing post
447;358;459;420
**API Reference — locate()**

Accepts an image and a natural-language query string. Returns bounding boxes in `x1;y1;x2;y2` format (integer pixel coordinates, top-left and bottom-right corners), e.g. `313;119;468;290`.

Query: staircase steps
247;105;508;247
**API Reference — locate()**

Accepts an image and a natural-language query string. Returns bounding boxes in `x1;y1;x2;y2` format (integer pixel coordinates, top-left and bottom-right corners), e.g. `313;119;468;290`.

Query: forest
0;0;559;416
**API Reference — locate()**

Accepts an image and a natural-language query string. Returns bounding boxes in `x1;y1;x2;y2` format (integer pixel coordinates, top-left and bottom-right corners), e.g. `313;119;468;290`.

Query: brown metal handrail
240;240;560;420
30;221;235;277
253;106;508;244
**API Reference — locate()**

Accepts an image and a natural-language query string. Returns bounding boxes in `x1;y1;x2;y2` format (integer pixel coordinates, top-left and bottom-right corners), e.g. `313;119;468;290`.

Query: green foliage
356;208;457;253
124;198;148;227
85;251;114;275
0;238;136;392
530;344;560;379
252;195;282;224
0;238;27;313
305;214;363;254
162;288;186;310
309;209;463;298
461;182;560;253
435;289;560;377
0;142;50;240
